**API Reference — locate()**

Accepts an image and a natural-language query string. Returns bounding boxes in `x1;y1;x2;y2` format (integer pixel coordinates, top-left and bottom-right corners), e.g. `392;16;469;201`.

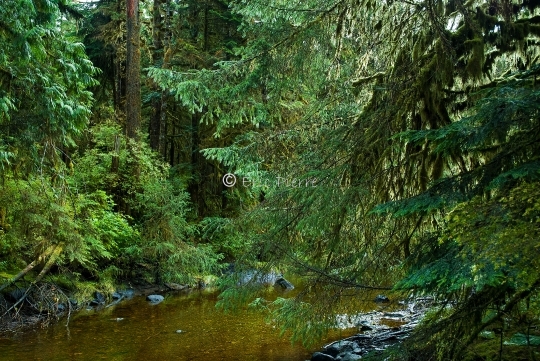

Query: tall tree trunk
149;0;163;151
113;0;124;114
203;2;209;51
188;111;203;218
126;0;141;139
169;121;175;165
110;134;120;173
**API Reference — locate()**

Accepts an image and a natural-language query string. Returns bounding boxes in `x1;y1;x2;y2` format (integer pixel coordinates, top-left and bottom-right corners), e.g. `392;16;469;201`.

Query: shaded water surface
0;287;359;361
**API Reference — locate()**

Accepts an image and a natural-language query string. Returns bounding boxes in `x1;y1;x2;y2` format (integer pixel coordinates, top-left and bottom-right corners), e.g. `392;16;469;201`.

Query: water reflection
0;288;357;361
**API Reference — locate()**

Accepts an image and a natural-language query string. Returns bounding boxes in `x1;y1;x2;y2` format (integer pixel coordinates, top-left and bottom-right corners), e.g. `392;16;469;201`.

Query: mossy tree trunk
126;0;141;140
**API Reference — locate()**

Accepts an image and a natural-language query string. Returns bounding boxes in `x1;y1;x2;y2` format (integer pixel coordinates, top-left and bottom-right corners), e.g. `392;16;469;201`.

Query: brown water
0;287;360;361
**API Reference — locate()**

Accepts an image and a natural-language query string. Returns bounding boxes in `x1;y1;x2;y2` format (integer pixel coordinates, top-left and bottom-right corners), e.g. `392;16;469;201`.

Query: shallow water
0;287;361;361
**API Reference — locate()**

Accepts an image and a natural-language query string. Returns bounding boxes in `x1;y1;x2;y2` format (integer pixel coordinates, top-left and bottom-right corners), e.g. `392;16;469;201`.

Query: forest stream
0;284;373;361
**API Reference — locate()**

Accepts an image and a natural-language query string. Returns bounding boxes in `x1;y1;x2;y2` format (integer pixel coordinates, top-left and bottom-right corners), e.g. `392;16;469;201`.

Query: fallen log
0;245;57;292
1;243;65;318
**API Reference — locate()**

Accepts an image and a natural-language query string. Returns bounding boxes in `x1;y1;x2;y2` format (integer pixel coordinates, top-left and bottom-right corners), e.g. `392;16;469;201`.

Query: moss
412;35;423;62
434;40;455;87
451;22;473;58
464;37;485;80
0;271;16;280
415;55;438;95
484;50;501;75
46;274;78;290
476;7;498;32
430;153;444;181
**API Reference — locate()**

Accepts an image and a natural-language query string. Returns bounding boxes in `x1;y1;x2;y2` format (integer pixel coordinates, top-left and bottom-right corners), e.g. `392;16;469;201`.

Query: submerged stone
374;294;390;303
119;289;135;299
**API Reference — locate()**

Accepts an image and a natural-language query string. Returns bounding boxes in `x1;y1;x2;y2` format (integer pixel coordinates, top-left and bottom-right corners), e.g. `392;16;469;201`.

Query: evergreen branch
266;226;393;290
267;5;337;13
228;0;345;66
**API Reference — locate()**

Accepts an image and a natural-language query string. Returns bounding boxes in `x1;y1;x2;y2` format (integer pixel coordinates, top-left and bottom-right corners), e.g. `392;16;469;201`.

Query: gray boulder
325;340;356;357
147;294;164;304
90;291;106;305
165;283;188;291
113;289;135;299
359;323;373;331
119;289;135;299
237;270;281;286
275;277;295;290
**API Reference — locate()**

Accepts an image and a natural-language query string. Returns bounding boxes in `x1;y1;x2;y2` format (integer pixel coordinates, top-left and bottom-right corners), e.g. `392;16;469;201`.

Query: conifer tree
151;0;540;355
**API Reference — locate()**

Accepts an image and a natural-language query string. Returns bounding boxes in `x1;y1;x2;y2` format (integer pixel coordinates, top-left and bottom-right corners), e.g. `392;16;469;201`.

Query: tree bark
126;0;141;139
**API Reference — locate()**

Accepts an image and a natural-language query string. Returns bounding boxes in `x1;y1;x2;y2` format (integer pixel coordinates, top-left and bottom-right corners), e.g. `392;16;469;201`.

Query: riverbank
0;269;295;337
0;279;195;336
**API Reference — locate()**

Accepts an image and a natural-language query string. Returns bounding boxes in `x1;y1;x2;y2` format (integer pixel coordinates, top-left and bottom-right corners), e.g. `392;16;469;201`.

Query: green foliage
397;179;540;297
0;176;133;276
269;297;335;347
198;217;244;259
1;0;540;357
70;121;223;284
376;67;540;217
0;0;98;155
131;178;222;283
149;0;540;355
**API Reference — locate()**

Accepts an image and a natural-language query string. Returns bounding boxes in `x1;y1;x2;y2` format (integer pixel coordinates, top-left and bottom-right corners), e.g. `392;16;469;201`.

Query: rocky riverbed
309;297;433;361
